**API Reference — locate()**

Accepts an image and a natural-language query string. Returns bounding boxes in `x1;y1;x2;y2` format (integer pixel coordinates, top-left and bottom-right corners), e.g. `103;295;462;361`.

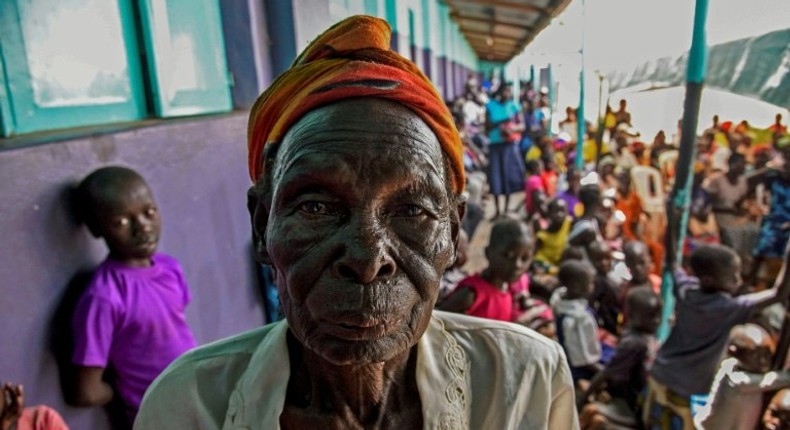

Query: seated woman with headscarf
134;15;577;430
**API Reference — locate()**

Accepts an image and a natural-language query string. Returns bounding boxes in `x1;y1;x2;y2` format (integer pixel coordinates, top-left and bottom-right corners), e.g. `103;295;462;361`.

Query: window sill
0;110;249;152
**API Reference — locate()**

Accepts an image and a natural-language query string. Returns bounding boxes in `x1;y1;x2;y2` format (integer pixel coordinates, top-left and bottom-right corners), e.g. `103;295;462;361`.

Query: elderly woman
135;16;576;430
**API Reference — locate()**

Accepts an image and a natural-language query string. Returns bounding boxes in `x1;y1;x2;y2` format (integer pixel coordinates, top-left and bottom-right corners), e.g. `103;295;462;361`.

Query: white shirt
135;311;579;430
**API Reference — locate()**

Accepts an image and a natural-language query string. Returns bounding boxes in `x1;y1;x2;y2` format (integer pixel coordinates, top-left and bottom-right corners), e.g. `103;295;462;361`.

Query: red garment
540;170;558;197
525;175;546;215
15;406;69;430
615;191;642;241
456;273;513;322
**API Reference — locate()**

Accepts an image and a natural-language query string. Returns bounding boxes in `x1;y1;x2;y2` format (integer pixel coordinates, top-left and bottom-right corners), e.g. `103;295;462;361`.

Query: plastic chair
658;150;679;186
630;166;665;214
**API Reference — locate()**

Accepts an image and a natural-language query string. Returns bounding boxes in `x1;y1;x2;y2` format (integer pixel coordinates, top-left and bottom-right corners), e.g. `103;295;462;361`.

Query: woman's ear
248;186;271;264
450;199;467;264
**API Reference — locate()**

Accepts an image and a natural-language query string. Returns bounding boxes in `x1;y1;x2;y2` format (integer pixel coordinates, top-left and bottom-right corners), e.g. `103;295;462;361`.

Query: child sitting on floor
622;240;661;300
644;243;790;430
1;382;69;430
579;287;661;430
69;166;197;427
695;323;790;430
439;218;533;323
552;260;602;385
534;198;573;272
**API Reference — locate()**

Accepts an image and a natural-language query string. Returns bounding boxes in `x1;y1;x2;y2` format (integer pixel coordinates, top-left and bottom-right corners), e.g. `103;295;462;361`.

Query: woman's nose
332;217;396;284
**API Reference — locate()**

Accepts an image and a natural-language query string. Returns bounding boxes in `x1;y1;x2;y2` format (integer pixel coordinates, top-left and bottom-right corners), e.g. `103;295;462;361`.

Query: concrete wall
0;113;264;429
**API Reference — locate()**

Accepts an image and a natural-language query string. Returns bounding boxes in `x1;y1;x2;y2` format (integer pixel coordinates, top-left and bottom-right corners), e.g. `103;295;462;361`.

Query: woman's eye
393;204;425;217
299;201;332;215
145;207;158;217
114;217;130;227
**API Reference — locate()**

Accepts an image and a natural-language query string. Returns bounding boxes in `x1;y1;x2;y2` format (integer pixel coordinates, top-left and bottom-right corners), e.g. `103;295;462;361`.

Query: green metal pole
575;0;586;171
658;0;709;342
547;63;554;138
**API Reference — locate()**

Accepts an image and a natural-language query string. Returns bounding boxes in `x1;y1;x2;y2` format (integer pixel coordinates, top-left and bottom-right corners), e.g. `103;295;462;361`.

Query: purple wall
422;48;432;82
0;113;264;429
437;57;448;101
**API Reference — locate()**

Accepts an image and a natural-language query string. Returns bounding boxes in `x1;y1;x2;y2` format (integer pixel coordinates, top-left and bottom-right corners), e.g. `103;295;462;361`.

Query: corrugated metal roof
445;0;573;63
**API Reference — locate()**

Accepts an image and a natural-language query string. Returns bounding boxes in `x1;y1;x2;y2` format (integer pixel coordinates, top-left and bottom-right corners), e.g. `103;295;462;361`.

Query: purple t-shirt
72;253;197;417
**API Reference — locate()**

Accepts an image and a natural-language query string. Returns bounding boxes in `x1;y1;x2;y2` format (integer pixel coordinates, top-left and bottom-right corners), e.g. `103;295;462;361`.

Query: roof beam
449;0;547;15
450;13;532;33
468;44;516;55
465;31;520;45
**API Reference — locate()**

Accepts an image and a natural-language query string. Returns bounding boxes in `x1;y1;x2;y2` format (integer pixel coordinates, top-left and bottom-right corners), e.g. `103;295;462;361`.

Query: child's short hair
76;166;146;236
578;184;601;207
689;244;737;277
558;260;593;295
489;218;531;246
626;286;661;317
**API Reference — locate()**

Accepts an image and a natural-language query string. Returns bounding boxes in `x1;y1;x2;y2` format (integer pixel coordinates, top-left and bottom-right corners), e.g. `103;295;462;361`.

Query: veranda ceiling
445;0;573;63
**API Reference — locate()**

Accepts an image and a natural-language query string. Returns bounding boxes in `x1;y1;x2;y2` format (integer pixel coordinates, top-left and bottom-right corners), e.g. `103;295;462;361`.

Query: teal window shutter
0;0;146;136
137;0;232;117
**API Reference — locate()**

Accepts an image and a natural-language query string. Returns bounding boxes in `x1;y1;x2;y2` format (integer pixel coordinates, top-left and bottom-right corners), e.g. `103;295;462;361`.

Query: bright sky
508;0;789;133
519;0;790;71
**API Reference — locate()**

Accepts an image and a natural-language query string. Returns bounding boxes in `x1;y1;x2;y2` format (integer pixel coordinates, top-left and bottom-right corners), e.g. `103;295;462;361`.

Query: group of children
436;148;790;430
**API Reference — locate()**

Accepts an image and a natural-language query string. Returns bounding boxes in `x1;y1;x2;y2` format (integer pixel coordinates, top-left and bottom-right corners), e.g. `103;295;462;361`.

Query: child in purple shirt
69;166;196;426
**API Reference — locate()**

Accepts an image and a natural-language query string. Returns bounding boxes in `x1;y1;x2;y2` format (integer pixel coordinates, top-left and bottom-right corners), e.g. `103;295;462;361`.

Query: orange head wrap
247;15;464;192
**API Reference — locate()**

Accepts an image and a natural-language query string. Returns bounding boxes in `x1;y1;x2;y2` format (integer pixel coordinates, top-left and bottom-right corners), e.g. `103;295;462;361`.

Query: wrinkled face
253;99;460;365
92;178;161;267
486;232;532;283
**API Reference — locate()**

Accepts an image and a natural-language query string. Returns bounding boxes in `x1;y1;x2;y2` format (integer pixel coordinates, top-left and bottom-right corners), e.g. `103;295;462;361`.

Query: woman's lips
322;316;402;341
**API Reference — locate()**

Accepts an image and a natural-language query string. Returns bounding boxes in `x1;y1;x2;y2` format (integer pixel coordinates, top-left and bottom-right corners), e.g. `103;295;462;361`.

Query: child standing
644;243;790;430
578;288;661;430
70;166;196;426
695;324;790;430
587;241;621;336
439;218;532;323
552;260;602;384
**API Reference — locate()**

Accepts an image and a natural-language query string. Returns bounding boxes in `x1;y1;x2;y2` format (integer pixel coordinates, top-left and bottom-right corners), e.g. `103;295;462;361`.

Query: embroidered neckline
437;319;469;429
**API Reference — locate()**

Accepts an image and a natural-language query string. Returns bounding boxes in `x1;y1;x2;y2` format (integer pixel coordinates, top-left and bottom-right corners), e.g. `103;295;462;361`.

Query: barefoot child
439;218;533;323
70;166;197;426
644;243;790;429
